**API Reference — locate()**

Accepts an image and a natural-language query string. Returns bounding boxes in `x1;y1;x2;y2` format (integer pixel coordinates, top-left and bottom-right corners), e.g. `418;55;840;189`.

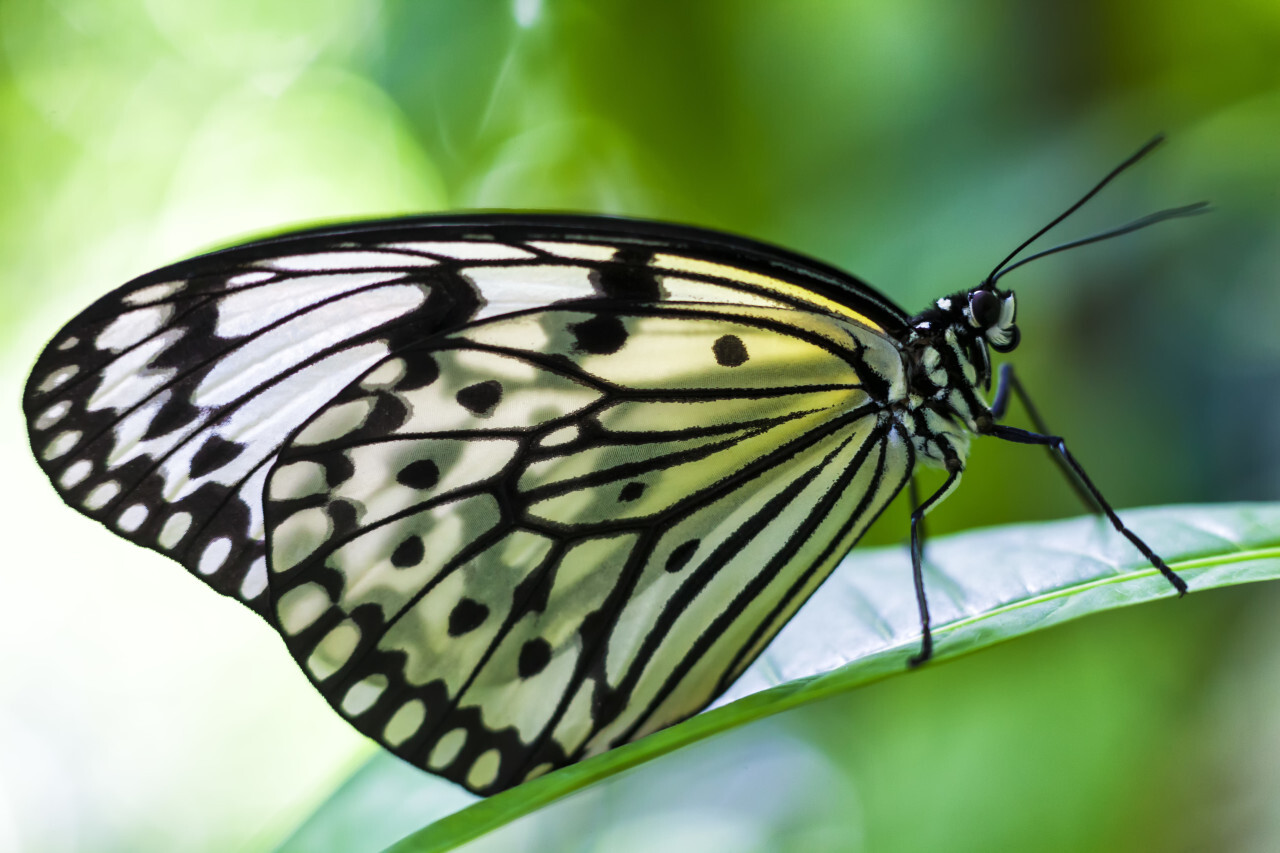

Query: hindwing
265;303;912;793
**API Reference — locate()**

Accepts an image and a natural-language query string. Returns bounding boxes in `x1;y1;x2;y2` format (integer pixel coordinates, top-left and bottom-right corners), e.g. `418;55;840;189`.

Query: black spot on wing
665;539;699;573
390;535;424;569
448;598;489;636
712;334;749;367
327;499;359;539
396;458;440;490
568;314;628;355
590;246;660;300
517;638;552;678
188;434;245;479
395;351;440;392
311;446;354;489
618;481;645;503
456;380;502;416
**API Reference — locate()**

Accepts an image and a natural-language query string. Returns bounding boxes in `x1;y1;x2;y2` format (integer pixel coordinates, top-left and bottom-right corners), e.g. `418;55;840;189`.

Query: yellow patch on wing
650;253;884;332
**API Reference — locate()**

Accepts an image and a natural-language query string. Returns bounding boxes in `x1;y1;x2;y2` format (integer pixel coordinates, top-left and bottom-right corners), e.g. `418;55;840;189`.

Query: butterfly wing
23;215;908;614
25;214;915;792
266;302;913;793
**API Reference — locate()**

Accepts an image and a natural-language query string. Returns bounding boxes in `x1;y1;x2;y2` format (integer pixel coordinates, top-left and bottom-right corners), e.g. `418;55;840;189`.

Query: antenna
989;202;1209;283
983;135;1203;285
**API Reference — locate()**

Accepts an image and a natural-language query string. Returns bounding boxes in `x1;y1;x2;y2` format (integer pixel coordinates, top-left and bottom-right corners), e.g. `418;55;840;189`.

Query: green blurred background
2;1;1277;851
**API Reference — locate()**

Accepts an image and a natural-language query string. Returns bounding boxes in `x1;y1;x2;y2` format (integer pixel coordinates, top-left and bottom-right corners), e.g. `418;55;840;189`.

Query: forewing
22;211;911;612
265;304;912;793
24;215;905;615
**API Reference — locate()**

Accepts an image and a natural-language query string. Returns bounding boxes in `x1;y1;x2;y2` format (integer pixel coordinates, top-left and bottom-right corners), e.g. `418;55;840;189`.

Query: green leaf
273;503;1280;853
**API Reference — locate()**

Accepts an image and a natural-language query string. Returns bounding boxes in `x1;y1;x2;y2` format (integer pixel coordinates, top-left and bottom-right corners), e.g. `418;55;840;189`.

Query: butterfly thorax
898;286;1019;470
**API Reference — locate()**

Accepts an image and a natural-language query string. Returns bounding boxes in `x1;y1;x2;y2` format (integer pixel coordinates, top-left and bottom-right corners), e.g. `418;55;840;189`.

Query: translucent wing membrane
266;304;911;793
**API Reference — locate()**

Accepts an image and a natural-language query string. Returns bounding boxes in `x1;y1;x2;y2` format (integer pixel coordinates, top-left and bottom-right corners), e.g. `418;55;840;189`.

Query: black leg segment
989;364;1103;516
983;422;1188;595
908;464;964;667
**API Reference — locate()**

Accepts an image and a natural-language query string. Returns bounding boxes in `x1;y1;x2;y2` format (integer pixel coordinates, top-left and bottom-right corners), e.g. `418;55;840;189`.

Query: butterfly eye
968;289;1002;329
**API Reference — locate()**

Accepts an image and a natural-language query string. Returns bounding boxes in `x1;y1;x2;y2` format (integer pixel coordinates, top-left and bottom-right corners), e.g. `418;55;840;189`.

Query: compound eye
968;289;1002;329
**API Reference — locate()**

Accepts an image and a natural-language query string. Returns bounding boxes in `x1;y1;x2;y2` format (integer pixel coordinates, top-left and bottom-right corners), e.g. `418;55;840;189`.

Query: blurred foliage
1;1;1276;852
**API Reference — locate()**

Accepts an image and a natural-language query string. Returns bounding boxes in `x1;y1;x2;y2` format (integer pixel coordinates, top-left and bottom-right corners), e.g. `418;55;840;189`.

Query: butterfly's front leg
979;413;1188;596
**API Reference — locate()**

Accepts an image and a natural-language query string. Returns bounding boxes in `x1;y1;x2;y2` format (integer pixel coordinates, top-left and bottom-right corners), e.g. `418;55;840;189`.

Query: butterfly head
911;284;1019;354
906;284;1018;396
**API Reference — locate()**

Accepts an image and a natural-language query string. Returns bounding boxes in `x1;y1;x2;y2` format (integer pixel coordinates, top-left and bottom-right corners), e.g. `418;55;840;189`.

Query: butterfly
23;137;1204;794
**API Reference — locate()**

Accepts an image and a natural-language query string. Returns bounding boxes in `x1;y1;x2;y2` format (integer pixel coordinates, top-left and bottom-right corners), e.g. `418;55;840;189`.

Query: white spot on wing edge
466;749;502;790
523;762;554;783
240;558;268;599
307;620;362;681
198;537;233;575
276;582;331;635
158;511;193;549
117;504;149;533
37;365;79;394
83;481;121;510
56;336;80;351
428;728;467;770
33;400;71;431
59;459;92;489
341;675;388;716
42;431;82;461
384;700;426;747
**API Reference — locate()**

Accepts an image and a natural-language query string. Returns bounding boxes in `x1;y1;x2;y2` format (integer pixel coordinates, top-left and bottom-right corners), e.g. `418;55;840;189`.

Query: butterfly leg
982;421;1188;595
989;363;1103;515
908;461;964;667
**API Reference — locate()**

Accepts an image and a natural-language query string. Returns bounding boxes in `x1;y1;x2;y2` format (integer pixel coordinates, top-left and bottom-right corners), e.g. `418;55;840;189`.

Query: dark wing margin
263;302;912;793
